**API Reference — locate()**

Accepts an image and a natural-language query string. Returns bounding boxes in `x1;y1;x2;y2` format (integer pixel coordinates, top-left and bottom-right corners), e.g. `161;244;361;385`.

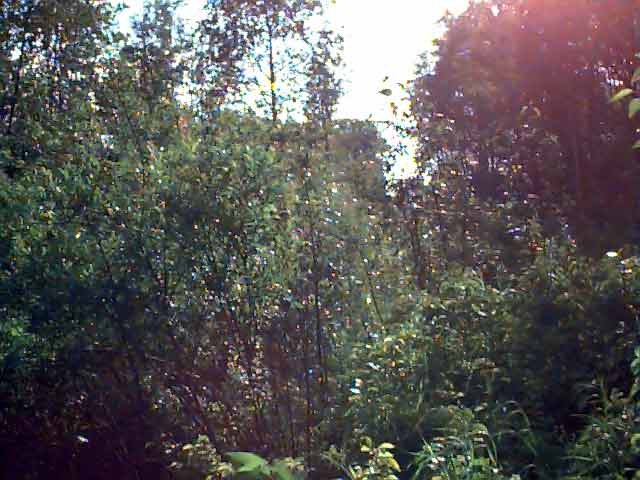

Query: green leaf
629;98;640;118
632;67;640;84
633;139;640;150
379;88;392;96
271;461;295;480
227;452;268;473
609;88;633;103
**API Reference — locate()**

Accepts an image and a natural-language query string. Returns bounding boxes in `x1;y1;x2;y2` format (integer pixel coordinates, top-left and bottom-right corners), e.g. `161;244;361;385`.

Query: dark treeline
0;1;639;479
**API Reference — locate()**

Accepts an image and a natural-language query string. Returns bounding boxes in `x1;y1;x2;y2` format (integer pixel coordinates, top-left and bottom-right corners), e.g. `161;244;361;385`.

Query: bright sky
325;0;468;120
116;0;469;121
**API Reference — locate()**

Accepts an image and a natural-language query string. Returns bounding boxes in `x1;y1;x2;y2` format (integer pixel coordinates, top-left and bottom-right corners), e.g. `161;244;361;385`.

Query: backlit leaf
609;88;633;103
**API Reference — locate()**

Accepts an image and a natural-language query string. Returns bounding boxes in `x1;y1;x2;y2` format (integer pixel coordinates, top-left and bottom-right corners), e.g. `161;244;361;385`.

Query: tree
0;0;115;176
410;0;640;254
197;0;322;124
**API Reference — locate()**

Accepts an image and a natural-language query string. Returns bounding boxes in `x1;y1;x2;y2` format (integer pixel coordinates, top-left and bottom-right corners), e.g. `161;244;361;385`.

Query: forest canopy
1;1;639;479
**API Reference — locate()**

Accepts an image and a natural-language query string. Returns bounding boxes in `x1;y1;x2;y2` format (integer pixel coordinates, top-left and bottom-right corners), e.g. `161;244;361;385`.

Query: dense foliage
1;1;639;479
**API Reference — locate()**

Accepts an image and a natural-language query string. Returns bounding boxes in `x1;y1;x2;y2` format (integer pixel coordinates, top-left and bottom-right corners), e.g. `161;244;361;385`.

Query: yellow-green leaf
227;452;267;473
610;88;633;103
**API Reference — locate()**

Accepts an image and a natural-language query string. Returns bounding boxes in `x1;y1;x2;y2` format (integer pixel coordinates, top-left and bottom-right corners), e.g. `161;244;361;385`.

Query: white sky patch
322;0;468;177
325;0;468;121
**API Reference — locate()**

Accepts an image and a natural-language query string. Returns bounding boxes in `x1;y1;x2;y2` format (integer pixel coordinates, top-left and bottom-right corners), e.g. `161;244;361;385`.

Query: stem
266;15;278;125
